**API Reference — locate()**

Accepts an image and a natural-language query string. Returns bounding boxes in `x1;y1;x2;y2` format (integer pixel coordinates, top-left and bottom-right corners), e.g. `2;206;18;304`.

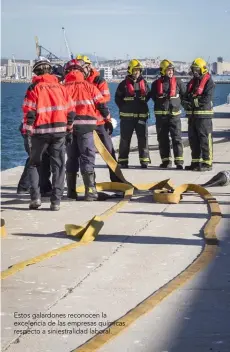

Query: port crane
62;27;74;60
34;36;61;62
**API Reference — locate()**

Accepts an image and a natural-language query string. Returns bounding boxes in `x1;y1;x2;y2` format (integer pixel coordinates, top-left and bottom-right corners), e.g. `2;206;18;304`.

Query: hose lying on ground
201;170;230;187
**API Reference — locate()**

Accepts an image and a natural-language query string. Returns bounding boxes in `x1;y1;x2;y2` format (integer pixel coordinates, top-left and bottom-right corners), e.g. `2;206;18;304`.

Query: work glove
65;132;73;146
182;99;192;110
110;117;118;129
104;121;113;135
104;117;118;135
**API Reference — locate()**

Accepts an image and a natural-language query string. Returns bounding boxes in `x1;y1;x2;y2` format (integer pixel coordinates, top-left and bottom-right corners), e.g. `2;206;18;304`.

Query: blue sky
1;0;230;62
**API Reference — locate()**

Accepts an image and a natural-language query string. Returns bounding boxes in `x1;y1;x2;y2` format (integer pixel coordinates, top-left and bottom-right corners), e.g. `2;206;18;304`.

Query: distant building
217;57;223;63
212;58;230;75
3;58;64;80
5;59;34;79
99;66;113;80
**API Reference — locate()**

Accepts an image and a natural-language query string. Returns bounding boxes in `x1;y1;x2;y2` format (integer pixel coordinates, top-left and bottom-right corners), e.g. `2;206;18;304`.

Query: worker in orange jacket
76;55;120;182
64;59;111;201
17;63;65;197
22;58;75;211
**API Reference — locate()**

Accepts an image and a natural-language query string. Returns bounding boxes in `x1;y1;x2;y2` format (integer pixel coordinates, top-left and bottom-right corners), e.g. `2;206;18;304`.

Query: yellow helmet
191;58;208;75
160;59;175;76
127;59;143;75
76;54;91;65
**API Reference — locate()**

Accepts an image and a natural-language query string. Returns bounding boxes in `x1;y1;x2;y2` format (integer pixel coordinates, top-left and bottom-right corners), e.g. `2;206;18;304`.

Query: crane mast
62;27;73;60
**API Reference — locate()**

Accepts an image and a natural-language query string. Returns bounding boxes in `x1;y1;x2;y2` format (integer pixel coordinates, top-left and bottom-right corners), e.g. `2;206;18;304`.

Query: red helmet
64;59;85;74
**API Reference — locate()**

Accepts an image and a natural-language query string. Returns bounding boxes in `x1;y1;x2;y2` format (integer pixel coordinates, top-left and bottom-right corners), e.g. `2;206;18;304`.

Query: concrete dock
214;103;230;118
1;117;230;352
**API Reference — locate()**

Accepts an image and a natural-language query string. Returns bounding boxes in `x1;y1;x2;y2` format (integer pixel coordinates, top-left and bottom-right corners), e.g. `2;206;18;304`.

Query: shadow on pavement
11;232;203;246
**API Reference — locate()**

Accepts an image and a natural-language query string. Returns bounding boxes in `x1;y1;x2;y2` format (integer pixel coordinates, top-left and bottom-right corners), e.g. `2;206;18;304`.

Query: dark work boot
29;199;41;210
82;172;98;201
66;173;78;200
159;162;172;169
141;163;148;169
185;163;201;171
200;163;212;171
50;203;60;211
118;163;129;169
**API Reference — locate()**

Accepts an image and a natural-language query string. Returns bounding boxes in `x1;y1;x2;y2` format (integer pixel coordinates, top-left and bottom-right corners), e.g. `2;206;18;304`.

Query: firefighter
64;59;110;201
76;54;120;182
183;58;215;171
22;58;75;211
115;59;151;168
150;60;186;169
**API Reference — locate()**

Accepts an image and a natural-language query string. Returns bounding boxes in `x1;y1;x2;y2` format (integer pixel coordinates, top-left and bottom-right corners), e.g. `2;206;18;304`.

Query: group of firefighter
17;55;215;211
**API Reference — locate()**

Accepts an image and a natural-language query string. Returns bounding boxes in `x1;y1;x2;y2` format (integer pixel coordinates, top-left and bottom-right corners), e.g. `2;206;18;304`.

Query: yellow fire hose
71;132;222;352
1;131;222;351
1;131;221;275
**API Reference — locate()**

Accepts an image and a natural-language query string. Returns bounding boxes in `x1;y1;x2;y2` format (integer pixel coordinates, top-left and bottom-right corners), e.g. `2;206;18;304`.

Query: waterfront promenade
1;115;230;352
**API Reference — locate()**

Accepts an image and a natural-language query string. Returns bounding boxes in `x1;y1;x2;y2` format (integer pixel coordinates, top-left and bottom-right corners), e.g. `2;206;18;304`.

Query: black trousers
118;118;150;165
66;131;95;174
29;135;65;204
18;136;51;192
156;115;183;165
188;118;213;166
95;125;120;182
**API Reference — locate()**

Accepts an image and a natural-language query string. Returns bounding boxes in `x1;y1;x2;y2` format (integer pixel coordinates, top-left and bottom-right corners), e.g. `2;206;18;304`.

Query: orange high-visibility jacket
22;74;75;135
64;70;109;133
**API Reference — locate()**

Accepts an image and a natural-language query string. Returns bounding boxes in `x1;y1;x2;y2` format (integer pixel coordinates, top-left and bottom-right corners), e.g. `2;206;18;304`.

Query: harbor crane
62;27;74;60
34;36;61;62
